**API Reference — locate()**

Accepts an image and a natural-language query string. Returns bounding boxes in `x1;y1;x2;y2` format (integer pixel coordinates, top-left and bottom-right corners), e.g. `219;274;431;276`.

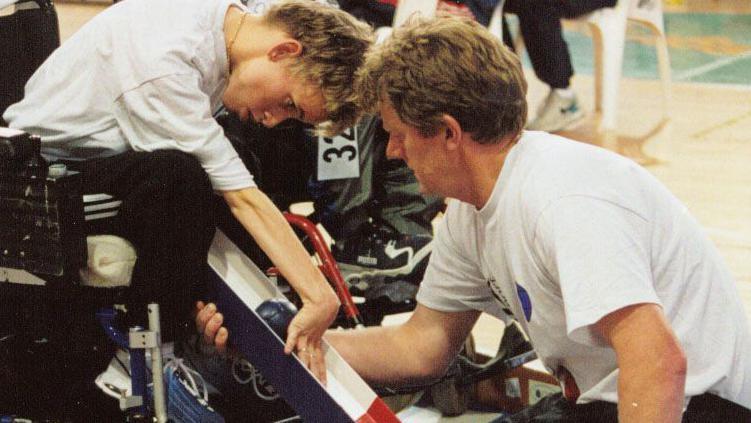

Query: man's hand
194;297;338;384
221;187;341;384
195;301;229;354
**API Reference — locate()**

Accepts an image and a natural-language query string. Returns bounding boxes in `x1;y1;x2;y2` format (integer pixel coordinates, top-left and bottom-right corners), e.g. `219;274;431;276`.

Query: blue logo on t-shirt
516;283;532;322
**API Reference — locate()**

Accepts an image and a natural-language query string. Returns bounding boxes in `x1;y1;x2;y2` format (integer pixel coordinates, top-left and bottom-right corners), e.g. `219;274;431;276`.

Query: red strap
556;366;581;402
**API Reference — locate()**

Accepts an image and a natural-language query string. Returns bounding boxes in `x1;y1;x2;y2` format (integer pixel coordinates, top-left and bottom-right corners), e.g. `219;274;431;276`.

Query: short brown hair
264;0;374;135
356;16;527;144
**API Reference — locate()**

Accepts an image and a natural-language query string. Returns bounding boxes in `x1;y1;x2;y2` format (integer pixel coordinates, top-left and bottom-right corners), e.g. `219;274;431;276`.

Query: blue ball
255;298;298;339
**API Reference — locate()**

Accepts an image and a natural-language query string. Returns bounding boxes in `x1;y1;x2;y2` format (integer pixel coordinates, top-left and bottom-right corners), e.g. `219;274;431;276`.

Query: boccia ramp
208;229;400;423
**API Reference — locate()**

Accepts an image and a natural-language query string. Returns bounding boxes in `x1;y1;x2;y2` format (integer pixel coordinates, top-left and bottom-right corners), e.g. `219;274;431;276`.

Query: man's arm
326;304;481;385
222;187;339;383
594;303;687;423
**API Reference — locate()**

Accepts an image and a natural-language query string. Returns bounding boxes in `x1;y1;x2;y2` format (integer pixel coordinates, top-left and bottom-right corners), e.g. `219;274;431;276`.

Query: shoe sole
337;243;433;283
532;110;586;133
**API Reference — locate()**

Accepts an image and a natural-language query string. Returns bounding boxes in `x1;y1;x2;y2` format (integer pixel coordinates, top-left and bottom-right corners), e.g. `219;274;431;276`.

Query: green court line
515;12;751;86
674;50;751;82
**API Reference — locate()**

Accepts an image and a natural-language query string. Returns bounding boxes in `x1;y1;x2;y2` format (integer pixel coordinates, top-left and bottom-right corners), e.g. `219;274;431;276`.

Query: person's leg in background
503;0;618;132
337;0;396;28
311;115;443;283
503;0;583;133
378;149;445;238
310;115;382;241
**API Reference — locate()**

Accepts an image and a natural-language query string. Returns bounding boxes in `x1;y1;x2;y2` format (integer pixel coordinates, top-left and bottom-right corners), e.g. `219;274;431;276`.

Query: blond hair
356;16;527;144
263;0;374;135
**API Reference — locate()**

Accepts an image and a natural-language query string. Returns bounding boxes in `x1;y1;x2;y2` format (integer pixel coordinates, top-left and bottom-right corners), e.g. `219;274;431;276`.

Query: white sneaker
527;90;584;132
95;344;176;399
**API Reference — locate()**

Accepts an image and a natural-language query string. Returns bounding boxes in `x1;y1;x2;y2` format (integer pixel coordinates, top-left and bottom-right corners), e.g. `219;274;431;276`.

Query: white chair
510;0;672;146
488;0;506;40
373;0;439;44
392;0;438;27
585;0;671;141
393;0;505;35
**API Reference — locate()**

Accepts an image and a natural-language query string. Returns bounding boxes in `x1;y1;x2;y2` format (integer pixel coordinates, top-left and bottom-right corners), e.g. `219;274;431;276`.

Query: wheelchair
0;2;125;420
0;127;175;421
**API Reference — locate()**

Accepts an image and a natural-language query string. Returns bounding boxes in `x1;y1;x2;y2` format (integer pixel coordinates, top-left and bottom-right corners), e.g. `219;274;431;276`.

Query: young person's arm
594;303;687;423
325;304;481;385
222;187;340;384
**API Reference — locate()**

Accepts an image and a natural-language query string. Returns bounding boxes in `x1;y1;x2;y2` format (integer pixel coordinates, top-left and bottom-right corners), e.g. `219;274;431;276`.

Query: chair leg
590;19;627;136
589;25;604;113
488;0;507;41
644;24;673;161
654;31;672;122
618;8;672;161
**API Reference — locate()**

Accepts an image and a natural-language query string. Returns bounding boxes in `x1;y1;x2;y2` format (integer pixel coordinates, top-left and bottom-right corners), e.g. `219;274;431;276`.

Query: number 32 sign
317;126;359;181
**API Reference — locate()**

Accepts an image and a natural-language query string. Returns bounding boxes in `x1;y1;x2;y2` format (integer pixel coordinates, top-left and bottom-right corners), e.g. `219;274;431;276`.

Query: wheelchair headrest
0;127;46;175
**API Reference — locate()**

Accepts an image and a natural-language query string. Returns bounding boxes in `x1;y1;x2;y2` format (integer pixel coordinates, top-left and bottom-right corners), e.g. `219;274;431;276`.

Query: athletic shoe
333;220;433;284
176;335;297;422
527;90;584;133
164;358;225;423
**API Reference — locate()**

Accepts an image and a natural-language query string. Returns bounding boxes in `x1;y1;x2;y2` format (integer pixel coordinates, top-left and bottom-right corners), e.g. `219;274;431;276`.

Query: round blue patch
516;283;532;322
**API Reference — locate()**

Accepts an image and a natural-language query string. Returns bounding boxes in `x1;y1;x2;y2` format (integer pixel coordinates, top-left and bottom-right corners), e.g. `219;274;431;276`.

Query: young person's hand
220;187;340;384
194;301;229;354
284;294;339;385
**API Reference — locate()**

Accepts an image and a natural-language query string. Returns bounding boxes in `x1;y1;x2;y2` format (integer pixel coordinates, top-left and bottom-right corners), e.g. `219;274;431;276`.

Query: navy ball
255;298;298;339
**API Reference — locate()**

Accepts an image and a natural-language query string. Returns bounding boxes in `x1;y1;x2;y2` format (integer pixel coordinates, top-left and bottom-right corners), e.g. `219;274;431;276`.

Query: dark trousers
0;0;60;118
492;392;751;422
64;149;217;339
1;149;216;419
501;0;616;89
310;115;444;241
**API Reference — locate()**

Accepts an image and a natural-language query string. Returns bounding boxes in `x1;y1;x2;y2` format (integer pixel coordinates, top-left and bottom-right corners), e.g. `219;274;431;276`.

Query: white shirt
3;0;255;191
418;131;751;408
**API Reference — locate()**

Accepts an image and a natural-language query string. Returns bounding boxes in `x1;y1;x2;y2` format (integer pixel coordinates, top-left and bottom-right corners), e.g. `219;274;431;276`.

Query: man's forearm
617;360;686;422
326;325;442;385
596;304;687;423
326;306;481;386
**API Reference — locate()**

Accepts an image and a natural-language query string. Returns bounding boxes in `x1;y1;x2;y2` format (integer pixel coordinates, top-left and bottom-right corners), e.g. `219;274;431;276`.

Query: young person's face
223;55;326;127
380;101;448;196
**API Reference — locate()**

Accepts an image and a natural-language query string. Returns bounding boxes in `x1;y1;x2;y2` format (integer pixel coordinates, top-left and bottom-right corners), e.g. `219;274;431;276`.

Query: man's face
223;58;326;128
380;101;446;196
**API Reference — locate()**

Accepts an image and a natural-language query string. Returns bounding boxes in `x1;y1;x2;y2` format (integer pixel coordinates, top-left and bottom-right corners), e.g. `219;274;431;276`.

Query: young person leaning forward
4;0;374;383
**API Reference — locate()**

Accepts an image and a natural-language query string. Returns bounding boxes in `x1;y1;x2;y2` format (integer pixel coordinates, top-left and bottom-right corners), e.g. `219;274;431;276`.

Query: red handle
284;212;363;327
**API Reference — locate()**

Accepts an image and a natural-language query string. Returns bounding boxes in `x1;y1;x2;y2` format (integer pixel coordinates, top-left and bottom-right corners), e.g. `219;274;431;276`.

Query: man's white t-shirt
3;0;255;191
417;130;751;408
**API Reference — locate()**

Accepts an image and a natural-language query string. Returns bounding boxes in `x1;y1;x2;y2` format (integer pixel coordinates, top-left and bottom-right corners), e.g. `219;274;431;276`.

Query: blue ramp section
210;269;354;423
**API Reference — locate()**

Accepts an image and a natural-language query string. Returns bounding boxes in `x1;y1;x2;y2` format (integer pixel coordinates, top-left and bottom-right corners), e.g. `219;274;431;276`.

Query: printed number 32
322;145;356;162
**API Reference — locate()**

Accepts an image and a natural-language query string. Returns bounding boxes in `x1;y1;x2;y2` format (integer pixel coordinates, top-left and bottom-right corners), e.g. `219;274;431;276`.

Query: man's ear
441;114;463;151
268;39;302;61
